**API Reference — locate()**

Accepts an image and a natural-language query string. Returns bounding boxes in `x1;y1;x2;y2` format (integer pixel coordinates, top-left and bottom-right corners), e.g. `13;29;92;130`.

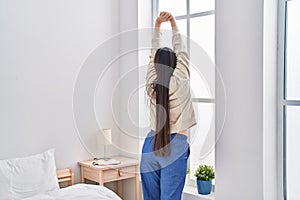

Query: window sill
183;185;215;200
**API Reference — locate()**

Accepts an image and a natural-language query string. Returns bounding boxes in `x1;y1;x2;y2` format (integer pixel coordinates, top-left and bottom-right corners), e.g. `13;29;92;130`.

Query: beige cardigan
146;26;197;133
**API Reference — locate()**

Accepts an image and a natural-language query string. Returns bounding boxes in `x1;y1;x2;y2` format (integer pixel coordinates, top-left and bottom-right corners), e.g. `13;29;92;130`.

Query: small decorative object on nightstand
78;156;140;200
92;158;121;166
95;128;112;161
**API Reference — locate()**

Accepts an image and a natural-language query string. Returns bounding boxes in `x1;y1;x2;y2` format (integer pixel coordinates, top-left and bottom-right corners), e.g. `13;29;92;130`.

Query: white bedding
23;184;122;200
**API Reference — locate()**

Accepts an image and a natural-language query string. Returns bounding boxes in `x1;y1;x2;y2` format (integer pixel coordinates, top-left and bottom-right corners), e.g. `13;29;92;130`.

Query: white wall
215;0;264;199
0;0;143;199
118;0;139;159
0;0;120;185
118;0;140;199
263;0;278;199
138;0;153;143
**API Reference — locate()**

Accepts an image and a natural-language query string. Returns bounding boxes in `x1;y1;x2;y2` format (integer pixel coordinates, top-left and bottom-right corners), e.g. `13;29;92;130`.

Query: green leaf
194;164;215;181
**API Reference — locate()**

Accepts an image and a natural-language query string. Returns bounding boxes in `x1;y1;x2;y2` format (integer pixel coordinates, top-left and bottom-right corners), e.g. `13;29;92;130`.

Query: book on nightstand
94;159;121;166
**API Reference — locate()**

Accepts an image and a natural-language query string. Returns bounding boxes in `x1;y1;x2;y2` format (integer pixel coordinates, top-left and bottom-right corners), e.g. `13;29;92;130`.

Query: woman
140;12;197;200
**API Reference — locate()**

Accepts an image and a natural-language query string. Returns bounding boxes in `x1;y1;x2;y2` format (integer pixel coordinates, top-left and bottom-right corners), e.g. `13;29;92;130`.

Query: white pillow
0;149;60;200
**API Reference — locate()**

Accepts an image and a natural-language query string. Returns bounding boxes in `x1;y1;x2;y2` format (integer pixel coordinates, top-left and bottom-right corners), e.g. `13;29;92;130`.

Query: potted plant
194;165;215;195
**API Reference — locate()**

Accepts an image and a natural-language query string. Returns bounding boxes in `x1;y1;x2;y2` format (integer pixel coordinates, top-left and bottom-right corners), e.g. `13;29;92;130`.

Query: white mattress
23;184;122;200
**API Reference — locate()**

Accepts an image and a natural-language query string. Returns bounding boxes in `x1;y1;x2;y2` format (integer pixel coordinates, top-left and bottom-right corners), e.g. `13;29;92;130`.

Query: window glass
160;19;187;48
190;15;215;61
190;15;215;98
158;0;186;16
286;106;300;200
286;0;300;100
190;0;215;14
190;64;212;98
189;103;215;180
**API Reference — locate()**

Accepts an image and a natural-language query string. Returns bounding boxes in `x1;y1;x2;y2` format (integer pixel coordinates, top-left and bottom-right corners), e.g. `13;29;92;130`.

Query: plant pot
196;180;212;195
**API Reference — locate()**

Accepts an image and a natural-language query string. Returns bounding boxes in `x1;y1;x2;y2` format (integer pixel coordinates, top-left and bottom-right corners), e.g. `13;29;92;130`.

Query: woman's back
146;26;197;134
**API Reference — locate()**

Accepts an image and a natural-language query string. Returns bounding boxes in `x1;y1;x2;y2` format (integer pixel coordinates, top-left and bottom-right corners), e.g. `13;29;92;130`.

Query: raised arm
149;12;173;62
148;19;161;63
170;17;190;79
146;12;173;97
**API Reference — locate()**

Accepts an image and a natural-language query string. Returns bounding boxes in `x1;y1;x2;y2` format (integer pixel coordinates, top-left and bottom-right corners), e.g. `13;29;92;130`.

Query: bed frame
56;168;74;186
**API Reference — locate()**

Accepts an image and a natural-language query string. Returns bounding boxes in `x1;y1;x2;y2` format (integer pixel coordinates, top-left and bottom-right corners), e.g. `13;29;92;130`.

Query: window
154;0;215;184
278;0;300;199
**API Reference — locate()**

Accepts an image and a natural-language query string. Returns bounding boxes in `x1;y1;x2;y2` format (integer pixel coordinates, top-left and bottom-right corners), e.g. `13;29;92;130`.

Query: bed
23;183;121;200
0;149;121;200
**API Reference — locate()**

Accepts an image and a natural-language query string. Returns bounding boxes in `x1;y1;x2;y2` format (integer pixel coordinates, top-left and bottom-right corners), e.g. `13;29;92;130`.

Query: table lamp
96;128;112;161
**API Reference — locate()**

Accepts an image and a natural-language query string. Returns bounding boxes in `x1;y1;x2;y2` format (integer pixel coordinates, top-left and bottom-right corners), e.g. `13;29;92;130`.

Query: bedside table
78;156;140;200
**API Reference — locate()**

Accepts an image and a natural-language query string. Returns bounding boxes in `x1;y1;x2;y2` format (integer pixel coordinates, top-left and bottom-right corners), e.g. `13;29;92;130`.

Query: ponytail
152;47;177;157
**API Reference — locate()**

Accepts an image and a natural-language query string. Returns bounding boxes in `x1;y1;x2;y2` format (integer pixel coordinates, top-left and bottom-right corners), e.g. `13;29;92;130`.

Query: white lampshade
97;128;112;146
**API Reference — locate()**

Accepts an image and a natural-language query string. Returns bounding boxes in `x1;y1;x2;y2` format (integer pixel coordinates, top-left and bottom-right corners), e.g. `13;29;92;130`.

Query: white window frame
277;0;300;199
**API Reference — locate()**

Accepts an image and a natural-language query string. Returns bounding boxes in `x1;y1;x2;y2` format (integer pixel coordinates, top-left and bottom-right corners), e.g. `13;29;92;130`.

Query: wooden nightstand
78;156;140;200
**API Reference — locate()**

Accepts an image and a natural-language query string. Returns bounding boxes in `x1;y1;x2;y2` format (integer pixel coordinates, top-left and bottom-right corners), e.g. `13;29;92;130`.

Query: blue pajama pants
140;130;190;200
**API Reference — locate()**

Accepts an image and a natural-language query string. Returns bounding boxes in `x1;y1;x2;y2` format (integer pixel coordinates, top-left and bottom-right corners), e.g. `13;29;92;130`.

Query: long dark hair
152;47;177;157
